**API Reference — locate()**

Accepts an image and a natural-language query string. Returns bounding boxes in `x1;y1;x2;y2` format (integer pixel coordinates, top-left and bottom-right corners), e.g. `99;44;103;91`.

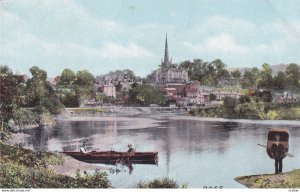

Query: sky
1;0;300;78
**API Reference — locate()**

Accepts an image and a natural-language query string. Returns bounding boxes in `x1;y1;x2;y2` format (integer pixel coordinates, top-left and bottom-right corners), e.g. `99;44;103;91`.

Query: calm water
24;113;300;188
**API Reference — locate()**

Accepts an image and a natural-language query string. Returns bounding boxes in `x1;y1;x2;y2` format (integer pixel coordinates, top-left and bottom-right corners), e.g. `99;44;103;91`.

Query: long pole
257;144;294;157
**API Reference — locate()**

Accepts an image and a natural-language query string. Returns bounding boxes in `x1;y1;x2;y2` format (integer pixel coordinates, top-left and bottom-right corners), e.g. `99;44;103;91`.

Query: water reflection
23;114;300;188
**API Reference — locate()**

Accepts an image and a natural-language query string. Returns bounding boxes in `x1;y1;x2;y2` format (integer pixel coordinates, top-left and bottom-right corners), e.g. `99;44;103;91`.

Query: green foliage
231;70;241;79
0;122;11;141
235;169;300;188
72;108;104;113
107;69;137;81
12;108;39;130
179;59;229;86
253;90;272;102
24;66;64;115
59;68;76;85
193;94;300;120
222;97;238;118
190;107;222;118
128;84;165;106
273;71;286;90
241;69;258;89
277;107;300;120
0;66;24;122
285;63;300;89
257;63;274;89
60;91;80;107
0;142;111;188
137;177;187;188
75;70;95;88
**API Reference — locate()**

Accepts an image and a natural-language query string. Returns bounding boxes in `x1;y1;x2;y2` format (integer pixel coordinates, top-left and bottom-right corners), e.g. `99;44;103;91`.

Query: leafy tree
59;68;76;85
145;71;156;84
239;95;251;103
285;63;300;89
231;70;241;79
0;66;24;122
13;108;38;131
253;90;273;102
257;63;273;89
75;70;94;87
128;84;165;106
59;91;80;108
25;66;63;114
222;97;238;118
179;60;195;77
25;66;48;107
273;71;286;90
241;70;255;88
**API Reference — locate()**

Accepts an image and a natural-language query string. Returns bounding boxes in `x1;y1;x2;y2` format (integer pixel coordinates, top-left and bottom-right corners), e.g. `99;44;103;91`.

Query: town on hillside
10;35;300;110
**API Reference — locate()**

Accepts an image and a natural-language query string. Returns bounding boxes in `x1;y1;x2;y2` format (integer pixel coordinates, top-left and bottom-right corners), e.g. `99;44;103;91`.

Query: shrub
0;142;111;188
137;177;187;188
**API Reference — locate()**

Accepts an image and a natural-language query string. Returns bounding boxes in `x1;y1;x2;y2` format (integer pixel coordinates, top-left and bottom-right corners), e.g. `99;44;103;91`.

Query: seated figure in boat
270;135;285;174
80;142;88;154
127;144;135;154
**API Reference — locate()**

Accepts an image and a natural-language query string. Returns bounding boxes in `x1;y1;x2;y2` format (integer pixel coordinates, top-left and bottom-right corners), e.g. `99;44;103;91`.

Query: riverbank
55;106;186;120
235;169;300;188
0;141;111;188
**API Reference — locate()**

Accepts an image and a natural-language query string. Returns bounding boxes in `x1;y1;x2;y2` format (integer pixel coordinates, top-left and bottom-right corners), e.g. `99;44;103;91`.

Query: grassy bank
190;103;300;120
0;142;187;188
278;107;300;120
235;169;300;188
72;108;104;113
0;142;111;188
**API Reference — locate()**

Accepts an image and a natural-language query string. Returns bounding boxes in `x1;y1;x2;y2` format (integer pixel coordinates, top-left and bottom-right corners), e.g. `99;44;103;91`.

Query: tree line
173;59;300;91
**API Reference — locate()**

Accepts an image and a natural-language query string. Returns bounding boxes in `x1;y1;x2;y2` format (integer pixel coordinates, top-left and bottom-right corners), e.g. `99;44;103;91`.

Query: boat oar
257;144;294;157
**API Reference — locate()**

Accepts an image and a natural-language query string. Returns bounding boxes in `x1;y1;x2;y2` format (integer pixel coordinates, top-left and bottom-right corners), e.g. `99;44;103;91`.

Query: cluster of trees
256;63;300;91
0;65;64;131
179;59;230;86
104;69;139;82
127;83;165;106
56;68;95;107
193;93;278;120
162;58;300;92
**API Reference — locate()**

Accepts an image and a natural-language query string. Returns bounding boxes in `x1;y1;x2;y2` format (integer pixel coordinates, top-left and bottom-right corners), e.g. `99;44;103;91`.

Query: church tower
161;34;171;70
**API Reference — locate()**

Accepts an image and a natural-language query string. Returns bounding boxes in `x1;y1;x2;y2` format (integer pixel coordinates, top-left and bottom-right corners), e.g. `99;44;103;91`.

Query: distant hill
228;64;290;75
270;64;288;74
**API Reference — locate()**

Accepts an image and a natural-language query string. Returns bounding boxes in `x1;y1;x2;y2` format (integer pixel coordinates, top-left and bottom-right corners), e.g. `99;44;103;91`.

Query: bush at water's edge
137;177;188;188
0;142;111;188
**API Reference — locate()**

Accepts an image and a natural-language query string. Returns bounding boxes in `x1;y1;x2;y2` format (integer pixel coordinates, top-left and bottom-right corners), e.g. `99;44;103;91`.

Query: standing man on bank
270;135;285;174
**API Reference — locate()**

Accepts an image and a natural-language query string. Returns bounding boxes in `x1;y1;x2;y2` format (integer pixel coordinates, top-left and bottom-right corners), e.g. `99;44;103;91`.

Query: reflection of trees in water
24;127;54;150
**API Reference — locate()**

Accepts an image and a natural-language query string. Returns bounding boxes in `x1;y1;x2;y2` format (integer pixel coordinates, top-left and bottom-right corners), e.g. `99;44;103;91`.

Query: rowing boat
61;150;158;164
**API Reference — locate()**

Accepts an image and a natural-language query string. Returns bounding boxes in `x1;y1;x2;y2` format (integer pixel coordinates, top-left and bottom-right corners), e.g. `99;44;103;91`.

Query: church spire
164;33;169;64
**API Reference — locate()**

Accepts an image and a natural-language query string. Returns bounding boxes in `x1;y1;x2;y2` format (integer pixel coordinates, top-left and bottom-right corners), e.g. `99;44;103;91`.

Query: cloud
183;15;300;59
101;42;155;58
183;33;248;55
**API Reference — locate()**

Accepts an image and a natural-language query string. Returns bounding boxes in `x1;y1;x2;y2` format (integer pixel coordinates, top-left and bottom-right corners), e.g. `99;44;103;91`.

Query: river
24;113;300;188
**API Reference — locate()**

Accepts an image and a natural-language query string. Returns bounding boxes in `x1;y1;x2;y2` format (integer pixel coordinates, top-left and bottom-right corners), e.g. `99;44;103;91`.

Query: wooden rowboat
61;151;159;165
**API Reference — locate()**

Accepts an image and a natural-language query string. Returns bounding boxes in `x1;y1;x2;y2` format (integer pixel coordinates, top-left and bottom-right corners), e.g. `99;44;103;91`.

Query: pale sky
1;0;300;77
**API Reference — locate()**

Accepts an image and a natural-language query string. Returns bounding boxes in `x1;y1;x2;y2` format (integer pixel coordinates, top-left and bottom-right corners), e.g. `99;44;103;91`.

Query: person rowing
80;142;88;154
127;144;135;154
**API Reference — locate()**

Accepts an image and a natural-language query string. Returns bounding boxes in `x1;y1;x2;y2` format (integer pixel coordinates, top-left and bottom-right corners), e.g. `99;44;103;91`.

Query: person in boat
127;144;135;154
80;142;88;154
270;135;285;174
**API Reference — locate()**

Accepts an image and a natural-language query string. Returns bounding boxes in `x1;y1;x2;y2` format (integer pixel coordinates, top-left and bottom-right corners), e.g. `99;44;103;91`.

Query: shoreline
56;111;300;126
49;153;109;177
235;169;300;188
